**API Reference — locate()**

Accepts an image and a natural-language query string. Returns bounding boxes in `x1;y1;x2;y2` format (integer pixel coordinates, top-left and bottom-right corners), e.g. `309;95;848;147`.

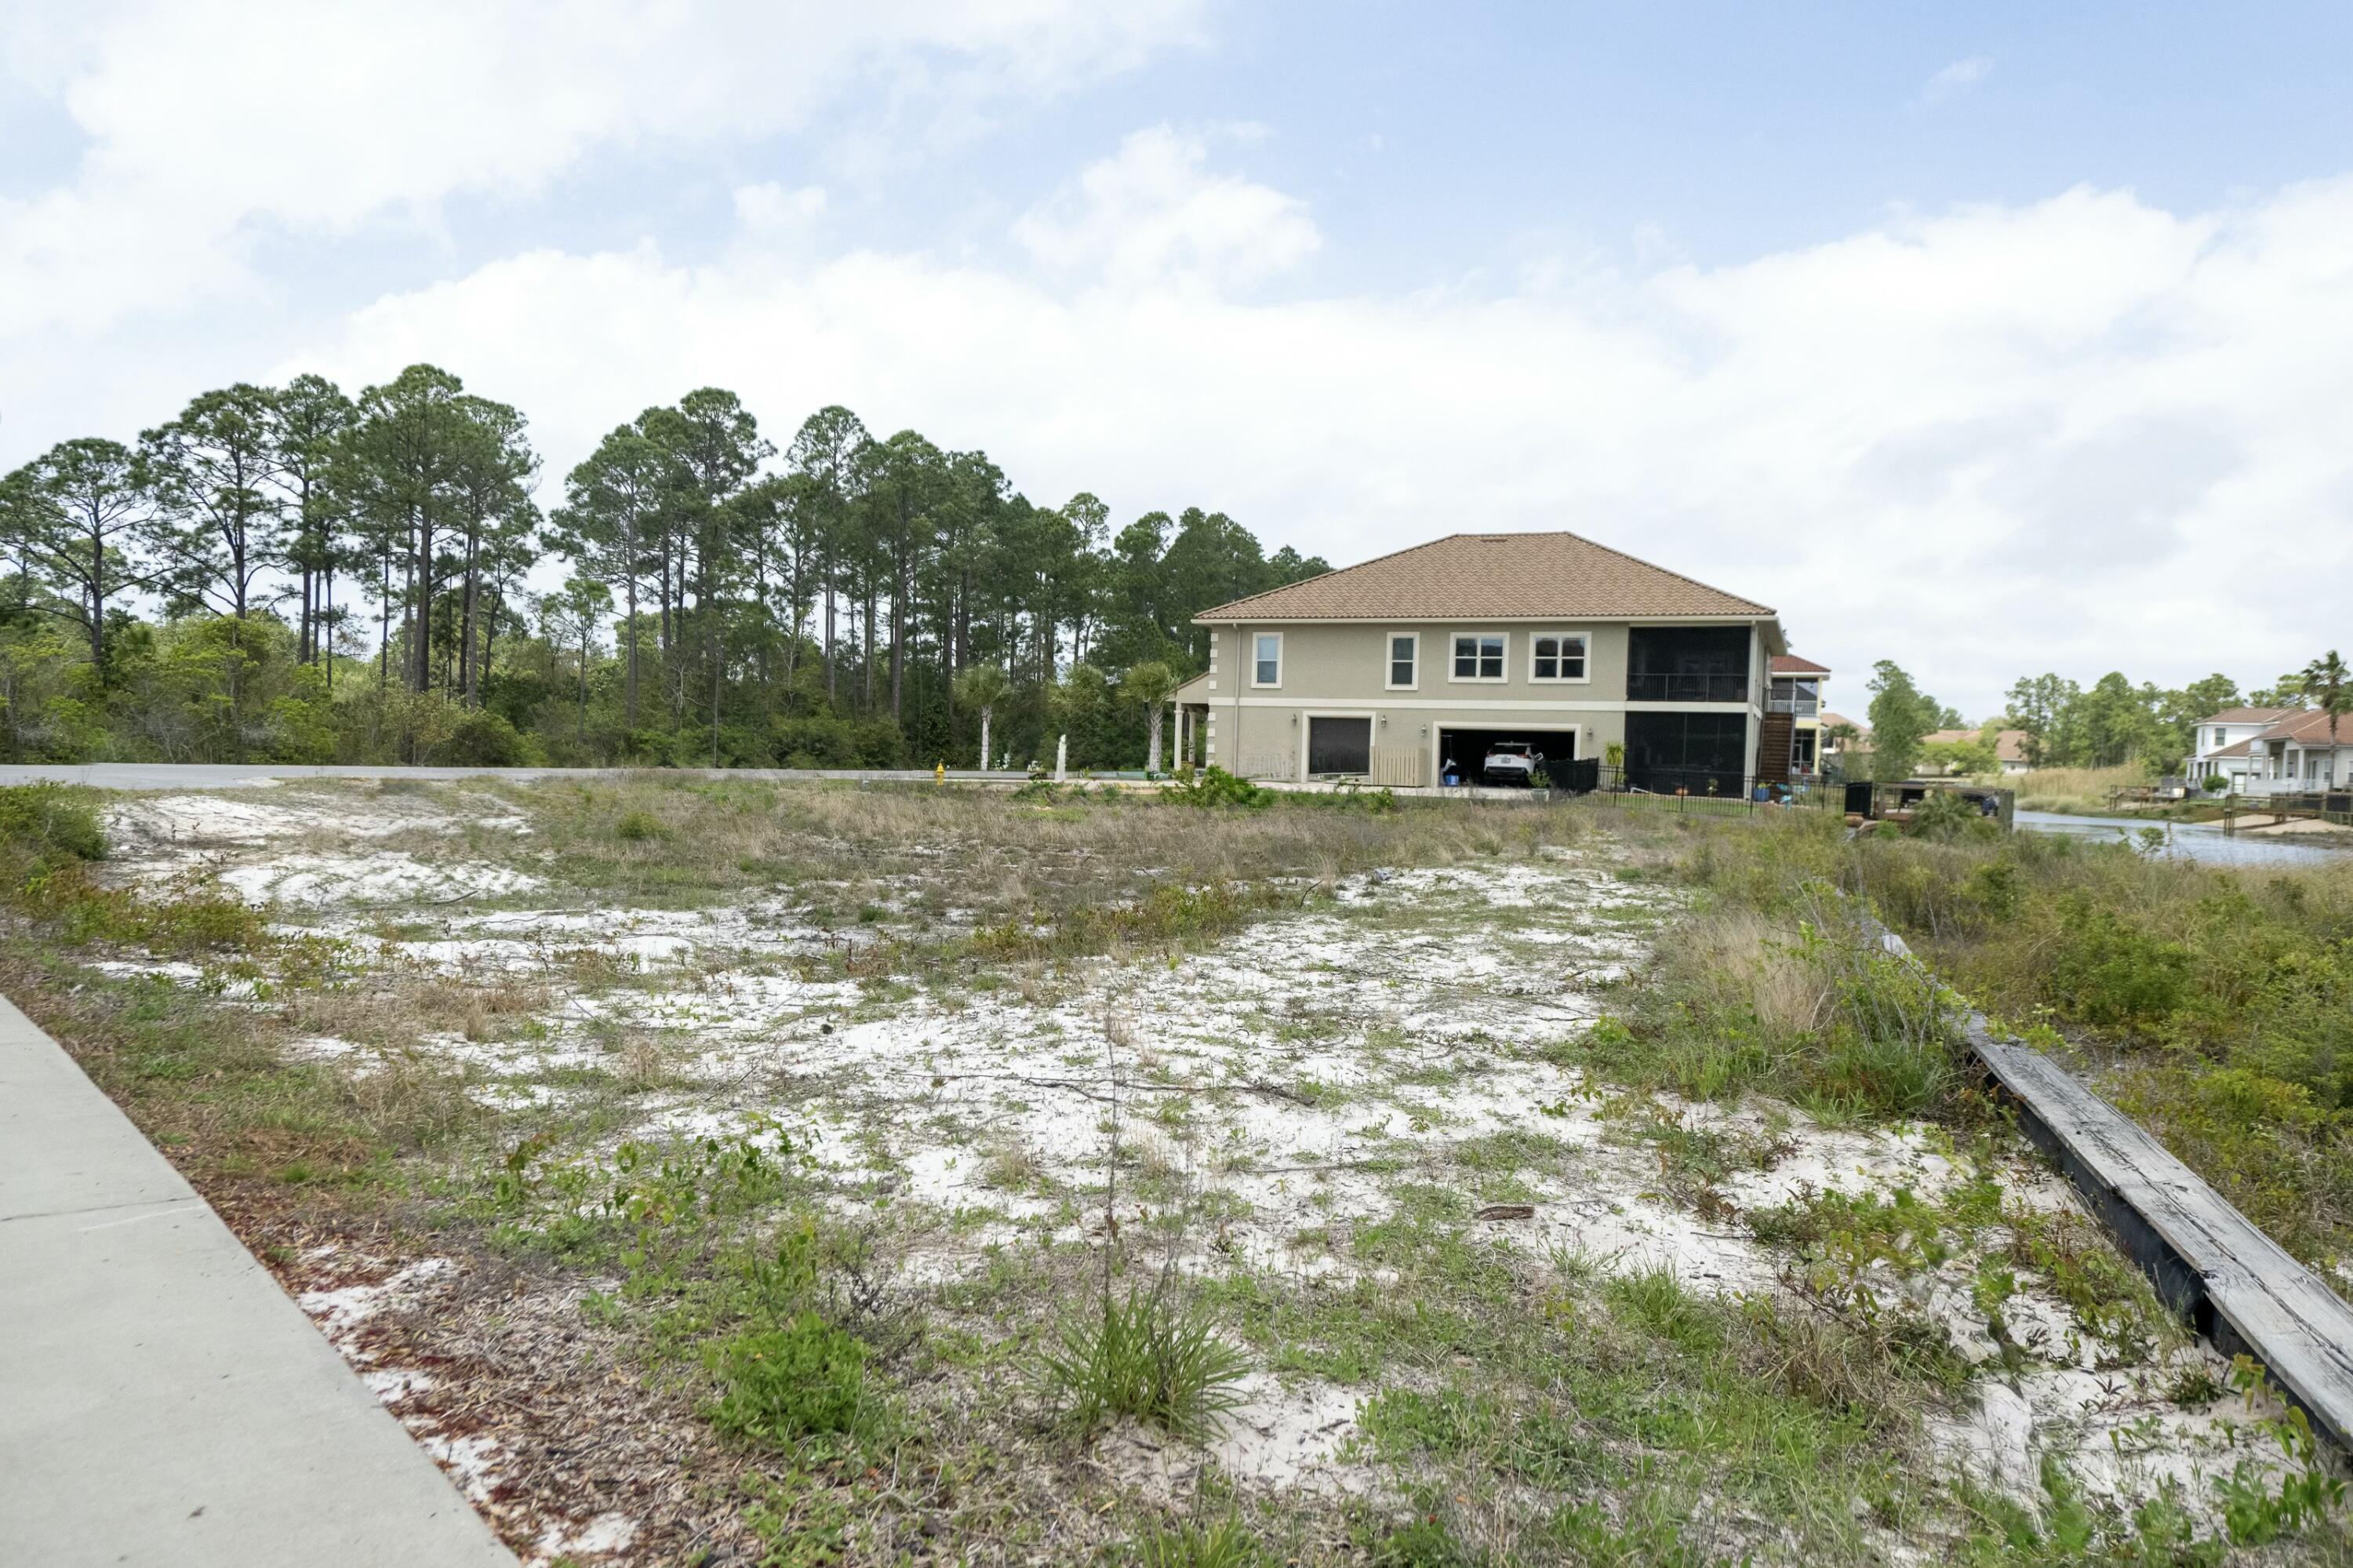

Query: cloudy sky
7;2;2352;718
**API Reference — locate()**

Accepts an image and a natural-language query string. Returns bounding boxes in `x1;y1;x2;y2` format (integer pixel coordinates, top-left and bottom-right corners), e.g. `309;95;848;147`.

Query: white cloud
1013;124;1320;290
1916;54;1995;107
733;183;830;234
258;156;2353;719
0;0;1206;332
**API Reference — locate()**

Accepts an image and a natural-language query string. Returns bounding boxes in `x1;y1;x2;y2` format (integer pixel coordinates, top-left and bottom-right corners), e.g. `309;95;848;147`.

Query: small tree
1123;660;1180;774
954;664;1013;769
2303;650;2351;769
1866;660;1940;781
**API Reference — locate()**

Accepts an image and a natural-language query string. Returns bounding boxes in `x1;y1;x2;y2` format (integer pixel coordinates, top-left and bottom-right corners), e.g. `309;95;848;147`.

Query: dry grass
2011;763;2151;813
513;777;1591;929
1656;906;1831;1039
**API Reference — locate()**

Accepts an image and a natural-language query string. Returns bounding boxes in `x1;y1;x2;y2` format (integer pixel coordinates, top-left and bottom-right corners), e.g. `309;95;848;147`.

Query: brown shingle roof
1769;654;1828;675
2253;710;2353;747
1194;532;1776;623
1924;727;2031;764
2199;707;2301;726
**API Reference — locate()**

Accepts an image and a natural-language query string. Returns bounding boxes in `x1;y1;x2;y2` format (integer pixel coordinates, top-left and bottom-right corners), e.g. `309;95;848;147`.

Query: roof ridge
1192;529;1775;621
1546;528;1773;615
1195;533;1462;621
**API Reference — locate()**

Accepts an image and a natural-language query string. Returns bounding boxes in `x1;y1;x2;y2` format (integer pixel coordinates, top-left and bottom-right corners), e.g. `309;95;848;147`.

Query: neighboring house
1768;654;1829;779
1920;727;2032;776
1173;532;1787;791
2195;708;2353;795
2187;707;2303;792
1819;711;1869;773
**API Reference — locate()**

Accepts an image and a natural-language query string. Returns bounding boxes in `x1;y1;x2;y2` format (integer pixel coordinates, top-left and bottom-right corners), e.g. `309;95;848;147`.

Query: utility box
1843;781;1876;819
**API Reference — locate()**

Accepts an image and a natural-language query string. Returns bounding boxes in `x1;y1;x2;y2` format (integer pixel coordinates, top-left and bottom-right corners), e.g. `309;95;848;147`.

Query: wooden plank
1866;919;2353;1450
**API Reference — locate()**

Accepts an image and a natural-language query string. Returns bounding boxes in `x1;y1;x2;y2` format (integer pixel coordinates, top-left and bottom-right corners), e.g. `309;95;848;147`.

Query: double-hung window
1387;632;1418;689
1530;632;1587;682
1452;633;1505;682
1252;632;1282;687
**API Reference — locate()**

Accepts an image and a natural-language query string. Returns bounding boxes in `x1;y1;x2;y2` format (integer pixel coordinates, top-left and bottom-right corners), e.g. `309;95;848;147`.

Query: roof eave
1191;608;1779;625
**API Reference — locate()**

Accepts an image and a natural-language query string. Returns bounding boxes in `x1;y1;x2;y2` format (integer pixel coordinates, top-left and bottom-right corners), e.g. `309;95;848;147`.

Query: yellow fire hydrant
935;761;945;787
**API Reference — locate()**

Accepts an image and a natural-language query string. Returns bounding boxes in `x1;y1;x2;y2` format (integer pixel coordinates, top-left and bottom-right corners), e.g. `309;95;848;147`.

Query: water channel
2016;809;2353;870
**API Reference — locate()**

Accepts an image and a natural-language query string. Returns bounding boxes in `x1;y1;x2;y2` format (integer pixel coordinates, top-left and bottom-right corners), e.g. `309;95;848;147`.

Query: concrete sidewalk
0;995;515;1566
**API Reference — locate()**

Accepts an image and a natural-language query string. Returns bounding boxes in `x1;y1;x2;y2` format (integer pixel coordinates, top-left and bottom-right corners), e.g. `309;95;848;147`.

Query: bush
2202;774;2230;794
431;708;538;766
1036;1284;1249;1439
704;1312;869;1443
0;784;108;868
1161;766;1270;809
614;809;666;842
1907;788;1998;842
2046;901;2190;1028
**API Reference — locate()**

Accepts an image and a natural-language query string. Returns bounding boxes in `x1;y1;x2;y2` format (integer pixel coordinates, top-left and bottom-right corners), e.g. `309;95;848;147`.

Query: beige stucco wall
1193;620;1763;786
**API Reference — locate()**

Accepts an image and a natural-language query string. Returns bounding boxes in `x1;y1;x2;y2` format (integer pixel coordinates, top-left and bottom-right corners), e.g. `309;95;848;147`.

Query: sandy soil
93;783;2333;1560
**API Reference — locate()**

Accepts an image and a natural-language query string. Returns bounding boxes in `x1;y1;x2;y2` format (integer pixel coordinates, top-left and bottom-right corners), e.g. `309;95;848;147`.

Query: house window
1452;633;1506;681
1531;632;1587;682
1387;633;1417;689
1253;632;1282;687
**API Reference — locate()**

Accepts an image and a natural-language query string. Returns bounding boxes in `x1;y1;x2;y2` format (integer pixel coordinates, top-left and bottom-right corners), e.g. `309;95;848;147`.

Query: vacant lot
12;777;2348;1565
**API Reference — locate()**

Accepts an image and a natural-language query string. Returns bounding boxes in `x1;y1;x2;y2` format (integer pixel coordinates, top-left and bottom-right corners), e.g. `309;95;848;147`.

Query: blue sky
5;2;2351;716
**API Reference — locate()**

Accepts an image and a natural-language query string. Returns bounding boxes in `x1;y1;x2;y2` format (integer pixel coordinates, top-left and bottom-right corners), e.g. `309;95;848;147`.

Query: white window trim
1447;629;1510;684
1527;628;1592;685
1384;630;1420;692
1249;630;1284;689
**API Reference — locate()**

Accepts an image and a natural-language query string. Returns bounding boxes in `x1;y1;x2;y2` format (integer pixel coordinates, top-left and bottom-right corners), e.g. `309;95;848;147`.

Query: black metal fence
1573;762;1838;813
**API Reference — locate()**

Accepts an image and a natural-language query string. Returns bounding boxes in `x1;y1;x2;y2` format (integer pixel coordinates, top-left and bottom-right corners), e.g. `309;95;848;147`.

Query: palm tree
2304;649;2351;778
953;664;1013;769
1123;660;1180;774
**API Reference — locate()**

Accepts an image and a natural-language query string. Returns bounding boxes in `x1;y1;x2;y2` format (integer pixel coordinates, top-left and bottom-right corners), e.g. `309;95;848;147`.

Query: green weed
1036;1282;1249;1439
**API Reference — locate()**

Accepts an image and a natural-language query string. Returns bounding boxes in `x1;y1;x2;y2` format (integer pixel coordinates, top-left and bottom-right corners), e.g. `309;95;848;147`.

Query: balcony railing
1766;693;1820;716
1627;673;1751;703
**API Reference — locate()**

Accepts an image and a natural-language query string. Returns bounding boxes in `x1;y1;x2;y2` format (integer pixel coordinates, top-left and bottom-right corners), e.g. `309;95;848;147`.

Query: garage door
1307;716;1372;776
1435;726;1580;785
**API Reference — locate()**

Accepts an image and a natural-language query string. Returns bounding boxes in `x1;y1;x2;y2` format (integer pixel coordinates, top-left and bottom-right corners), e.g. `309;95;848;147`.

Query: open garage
1435;725;1580;787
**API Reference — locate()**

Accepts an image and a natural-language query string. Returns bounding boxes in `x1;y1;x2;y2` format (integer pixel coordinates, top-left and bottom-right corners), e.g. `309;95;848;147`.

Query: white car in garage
1481;741;1542;784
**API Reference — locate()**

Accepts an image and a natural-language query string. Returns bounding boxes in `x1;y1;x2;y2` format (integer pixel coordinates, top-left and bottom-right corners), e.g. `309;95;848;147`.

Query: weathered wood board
1865;920;2353;1452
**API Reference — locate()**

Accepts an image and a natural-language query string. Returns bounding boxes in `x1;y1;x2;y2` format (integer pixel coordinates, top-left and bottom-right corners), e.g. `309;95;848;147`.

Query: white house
2191;708;2353;795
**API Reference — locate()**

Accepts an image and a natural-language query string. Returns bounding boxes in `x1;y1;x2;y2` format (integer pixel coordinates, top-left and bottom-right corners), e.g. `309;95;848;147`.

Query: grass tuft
1037;1282;1249;1439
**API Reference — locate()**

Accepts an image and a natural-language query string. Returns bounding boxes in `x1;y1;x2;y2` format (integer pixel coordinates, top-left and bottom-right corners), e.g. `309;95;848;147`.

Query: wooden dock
1863;919;2353;1450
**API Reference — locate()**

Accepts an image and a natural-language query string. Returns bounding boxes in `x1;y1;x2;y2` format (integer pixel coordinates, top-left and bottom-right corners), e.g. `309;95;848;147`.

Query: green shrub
1907;788;1999;842
0;784;108;868
704;1312;869;1443
614;809;666;842
1162;766;1270;809
431;708;537;766
1036;1284;1249;1439
2046;901;2189;1028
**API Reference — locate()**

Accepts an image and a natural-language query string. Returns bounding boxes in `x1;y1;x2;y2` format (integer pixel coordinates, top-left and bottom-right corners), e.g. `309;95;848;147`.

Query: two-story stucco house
1171;532;1788;792
2192;708;2353;795
2187;707;2303;792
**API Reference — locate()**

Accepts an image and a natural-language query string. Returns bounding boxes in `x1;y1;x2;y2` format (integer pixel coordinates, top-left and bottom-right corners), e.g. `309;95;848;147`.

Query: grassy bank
1600;800;2353;1280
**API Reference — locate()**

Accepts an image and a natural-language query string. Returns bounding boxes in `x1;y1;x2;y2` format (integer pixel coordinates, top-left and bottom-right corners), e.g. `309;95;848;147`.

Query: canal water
2016;810;2353;870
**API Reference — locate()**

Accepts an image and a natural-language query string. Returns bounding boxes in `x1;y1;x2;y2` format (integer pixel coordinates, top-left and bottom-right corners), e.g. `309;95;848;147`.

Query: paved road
0;762;1035;791
0;996;517;1567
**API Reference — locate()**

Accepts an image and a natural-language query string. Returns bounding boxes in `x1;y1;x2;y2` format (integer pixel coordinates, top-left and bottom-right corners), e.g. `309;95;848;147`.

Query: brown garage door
1307;716;1372;776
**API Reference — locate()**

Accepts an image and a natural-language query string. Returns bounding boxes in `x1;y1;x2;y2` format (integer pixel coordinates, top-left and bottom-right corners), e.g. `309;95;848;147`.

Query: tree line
0;367;1328;769
1852;657;2351;781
